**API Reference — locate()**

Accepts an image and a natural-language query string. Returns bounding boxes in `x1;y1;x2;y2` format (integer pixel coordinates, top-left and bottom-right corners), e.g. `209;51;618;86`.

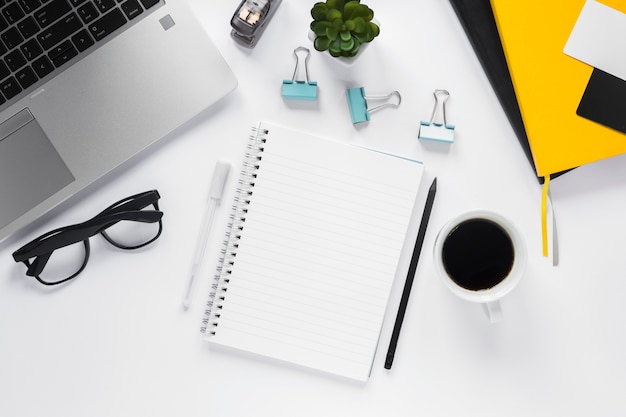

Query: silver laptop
0;0;237;242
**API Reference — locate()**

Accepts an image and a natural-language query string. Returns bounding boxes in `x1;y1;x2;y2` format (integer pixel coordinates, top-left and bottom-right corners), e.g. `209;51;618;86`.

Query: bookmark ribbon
541;176;550;257
541;175;558;266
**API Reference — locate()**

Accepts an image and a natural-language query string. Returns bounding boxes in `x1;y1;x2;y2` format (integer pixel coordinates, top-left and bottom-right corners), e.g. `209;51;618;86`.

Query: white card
564;0;626;81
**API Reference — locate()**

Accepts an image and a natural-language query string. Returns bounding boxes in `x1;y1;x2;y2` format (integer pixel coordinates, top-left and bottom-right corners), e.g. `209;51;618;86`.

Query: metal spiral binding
200;126;268;334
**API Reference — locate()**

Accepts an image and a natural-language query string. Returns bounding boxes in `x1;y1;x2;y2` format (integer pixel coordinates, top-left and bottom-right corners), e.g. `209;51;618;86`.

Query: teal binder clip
282;47;317;101
418;89;455;143
346;88;401;124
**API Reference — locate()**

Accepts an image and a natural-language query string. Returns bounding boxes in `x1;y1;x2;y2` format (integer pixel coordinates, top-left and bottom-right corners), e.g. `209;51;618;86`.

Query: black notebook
577;69;626;135
447;0;570;182
201;122;425;381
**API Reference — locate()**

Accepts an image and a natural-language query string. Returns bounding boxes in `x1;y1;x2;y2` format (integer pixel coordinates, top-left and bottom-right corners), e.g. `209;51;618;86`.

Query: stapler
230;0;282;47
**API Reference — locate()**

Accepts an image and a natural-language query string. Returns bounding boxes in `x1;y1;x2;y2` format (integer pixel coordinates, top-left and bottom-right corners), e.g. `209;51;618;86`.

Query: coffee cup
433;210;526;323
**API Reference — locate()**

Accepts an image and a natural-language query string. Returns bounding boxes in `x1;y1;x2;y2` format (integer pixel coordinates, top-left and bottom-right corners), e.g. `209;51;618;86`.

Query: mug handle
483;301;503;323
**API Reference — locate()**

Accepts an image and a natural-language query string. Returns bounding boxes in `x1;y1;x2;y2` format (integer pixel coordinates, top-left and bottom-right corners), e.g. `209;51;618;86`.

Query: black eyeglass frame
12;190;164;286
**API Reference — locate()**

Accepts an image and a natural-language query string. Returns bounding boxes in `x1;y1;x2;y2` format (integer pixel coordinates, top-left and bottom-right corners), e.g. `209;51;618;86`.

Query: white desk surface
2;1;626;416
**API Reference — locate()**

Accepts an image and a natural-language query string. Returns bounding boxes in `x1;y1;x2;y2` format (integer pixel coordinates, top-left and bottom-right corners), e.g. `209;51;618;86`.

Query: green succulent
310;0;379;58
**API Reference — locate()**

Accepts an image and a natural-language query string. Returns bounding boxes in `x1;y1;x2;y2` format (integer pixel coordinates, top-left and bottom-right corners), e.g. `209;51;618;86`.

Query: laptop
0;0;238;242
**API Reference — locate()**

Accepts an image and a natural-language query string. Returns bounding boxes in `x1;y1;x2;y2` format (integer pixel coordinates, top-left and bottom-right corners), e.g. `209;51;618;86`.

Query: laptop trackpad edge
0;108;74;230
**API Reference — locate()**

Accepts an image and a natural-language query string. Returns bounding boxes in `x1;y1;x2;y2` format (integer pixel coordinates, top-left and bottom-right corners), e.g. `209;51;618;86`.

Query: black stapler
230;0;282;47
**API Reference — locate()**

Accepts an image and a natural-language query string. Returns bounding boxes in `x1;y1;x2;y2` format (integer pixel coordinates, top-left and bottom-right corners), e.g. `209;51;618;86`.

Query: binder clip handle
418;89;455;143
282;46;318;101
290;46;311;84
366;90;402;115
428;89;450;126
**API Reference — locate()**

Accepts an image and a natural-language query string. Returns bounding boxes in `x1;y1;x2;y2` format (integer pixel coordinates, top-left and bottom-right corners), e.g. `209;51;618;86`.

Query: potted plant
310;0;380;61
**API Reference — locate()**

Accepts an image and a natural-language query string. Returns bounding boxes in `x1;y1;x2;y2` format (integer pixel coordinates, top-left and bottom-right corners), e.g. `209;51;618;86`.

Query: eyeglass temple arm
112;210;163;223
26;251;53;276
13;226;92;262
97;190;161;216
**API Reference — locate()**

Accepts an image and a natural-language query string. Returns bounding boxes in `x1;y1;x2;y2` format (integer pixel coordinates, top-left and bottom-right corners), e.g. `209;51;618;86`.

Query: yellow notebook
598;0;626;14
490;0;626;178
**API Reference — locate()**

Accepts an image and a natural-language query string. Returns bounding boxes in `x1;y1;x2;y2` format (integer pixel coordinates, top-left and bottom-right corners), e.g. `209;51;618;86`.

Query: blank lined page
204;121;424;381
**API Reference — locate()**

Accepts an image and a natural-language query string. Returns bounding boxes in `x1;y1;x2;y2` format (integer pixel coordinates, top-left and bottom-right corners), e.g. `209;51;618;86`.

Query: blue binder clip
282;47;317;101
346;87;401;124
418;89;455;143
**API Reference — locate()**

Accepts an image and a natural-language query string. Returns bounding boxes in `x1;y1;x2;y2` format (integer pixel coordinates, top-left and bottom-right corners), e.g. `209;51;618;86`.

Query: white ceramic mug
433;210;526;323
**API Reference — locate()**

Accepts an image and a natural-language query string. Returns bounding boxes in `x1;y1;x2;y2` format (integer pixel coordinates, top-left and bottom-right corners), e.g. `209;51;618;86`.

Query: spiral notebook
201;121;425;381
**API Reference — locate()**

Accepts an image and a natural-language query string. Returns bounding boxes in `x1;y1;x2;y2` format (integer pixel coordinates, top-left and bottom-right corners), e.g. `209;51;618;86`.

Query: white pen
182;160;231;310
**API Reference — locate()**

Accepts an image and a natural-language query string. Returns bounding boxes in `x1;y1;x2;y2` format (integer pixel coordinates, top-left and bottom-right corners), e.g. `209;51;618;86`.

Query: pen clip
210;161;231;200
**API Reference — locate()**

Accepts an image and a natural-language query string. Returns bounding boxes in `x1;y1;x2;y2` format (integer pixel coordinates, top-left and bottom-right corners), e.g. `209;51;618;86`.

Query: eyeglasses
12;190;164;286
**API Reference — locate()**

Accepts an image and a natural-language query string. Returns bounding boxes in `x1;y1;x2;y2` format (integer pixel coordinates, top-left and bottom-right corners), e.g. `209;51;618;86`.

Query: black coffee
441;218;515;291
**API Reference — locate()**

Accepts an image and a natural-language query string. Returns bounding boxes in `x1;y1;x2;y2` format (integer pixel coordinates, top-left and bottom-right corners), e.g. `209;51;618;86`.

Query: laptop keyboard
0;0;161;107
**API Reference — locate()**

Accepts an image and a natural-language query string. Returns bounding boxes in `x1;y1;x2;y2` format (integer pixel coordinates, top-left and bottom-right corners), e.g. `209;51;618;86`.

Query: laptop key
38;12;82;50
19;0;42;14
121;0;142;20
77;2;98;24
0;76;22;99
31;55;54;78
88;8;126;41
2;2;26;25
35;0;72;28
94;0;115;13
48;39;73;60
0;61;10;79
71;28;94;52
0;14;8;32
5;49;27;72
17;15;40;39
49;42;78;68
2;27;24;49
16;66;38;89
139;0;158;9
21;38;44;60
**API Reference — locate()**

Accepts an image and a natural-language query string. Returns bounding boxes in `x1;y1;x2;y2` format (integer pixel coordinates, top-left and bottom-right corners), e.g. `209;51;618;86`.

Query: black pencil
384;177;437;370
